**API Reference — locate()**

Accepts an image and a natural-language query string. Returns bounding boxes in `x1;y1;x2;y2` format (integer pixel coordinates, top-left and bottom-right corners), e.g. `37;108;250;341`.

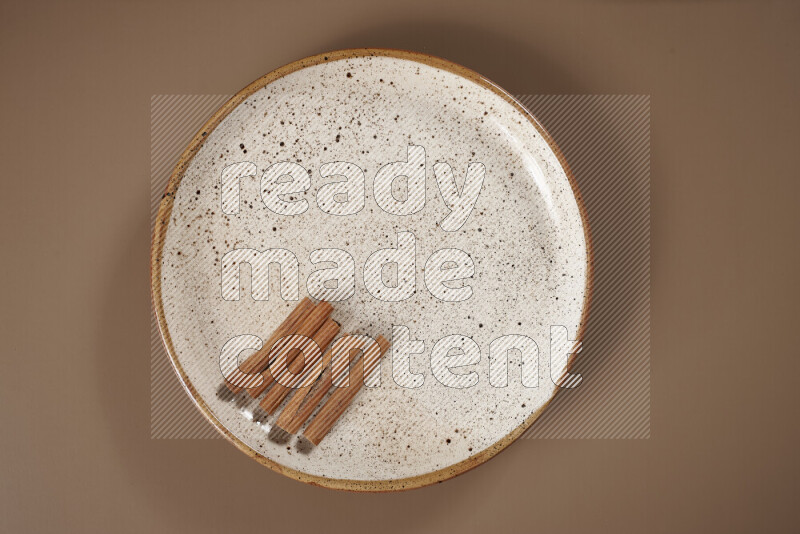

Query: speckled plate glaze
151;49;591;491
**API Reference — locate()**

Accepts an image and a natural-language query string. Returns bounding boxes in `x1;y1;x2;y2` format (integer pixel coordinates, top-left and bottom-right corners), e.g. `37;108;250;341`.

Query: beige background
1;0;798;532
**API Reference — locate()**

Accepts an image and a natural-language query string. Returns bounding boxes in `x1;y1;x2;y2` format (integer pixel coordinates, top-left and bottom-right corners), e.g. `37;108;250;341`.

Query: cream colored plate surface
152;50;590;490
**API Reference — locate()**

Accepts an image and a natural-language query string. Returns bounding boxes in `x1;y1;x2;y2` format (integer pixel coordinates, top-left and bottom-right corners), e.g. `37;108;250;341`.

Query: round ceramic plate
151;49;591;491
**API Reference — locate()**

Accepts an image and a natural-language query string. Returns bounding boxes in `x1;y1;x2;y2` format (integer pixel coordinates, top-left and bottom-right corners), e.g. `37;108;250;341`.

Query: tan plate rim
150;48;594;492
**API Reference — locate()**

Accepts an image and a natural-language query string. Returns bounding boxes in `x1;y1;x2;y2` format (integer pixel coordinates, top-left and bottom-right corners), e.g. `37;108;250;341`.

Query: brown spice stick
274;334;362;435
302;335;390;445
246;301;334;398
225;298;313;393
259;318;339;414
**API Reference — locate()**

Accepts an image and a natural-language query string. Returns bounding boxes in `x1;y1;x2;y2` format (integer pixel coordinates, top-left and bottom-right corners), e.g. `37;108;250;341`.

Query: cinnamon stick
302;335;390;445
259;318;339;414
274;334;362;434
246;301;334;398
225;297;313;393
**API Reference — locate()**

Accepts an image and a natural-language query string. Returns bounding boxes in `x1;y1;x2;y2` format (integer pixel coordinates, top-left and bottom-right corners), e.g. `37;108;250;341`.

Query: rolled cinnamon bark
274;334;362;435
302;335;390;445
259;318;339;414
246;301;334;398
225;298;313;393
